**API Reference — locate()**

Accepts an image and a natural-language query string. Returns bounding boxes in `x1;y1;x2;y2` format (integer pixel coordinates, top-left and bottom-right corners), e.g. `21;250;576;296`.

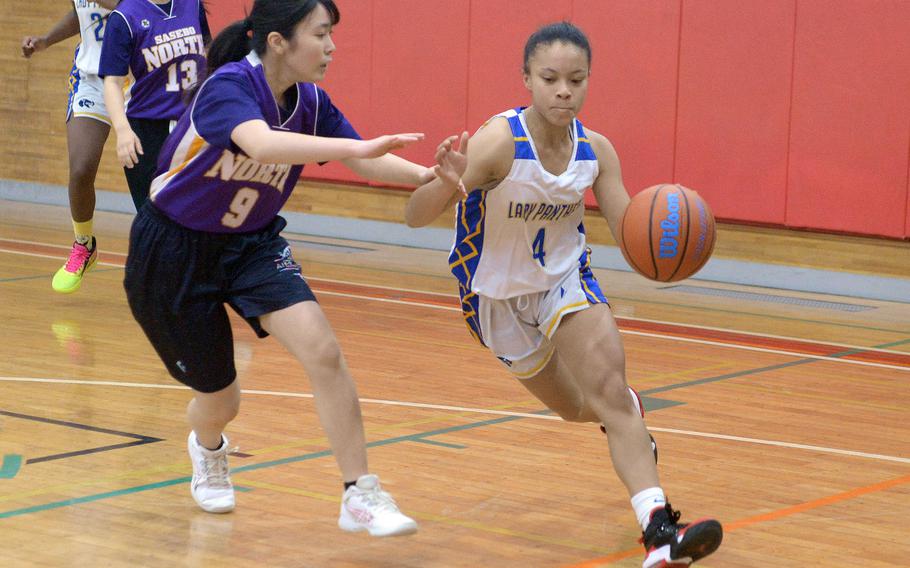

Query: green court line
0;416;519;519
643;360;814;395
642;338;910;396
411;439;467;449
1;333;906;519
0;455;23;479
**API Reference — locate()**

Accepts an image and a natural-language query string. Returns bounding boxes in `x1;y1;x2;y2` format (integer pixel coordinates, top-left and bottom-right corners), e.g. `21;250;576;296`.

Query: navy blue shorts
124;204;316;393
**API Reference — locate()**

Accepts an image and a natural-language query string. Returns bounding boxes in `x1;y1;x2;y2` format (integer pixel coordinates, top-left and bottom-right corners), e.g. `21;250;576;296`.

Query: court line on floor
561;472;910;567
5;234;910;339
1;376;907;465
0;239;910;372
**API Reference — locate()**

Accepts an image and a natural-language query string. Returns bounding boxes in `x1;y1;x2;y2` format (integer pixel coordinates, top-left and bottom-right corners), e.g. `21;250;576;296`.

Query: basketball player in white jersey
22;0;120;294
406;22;723;568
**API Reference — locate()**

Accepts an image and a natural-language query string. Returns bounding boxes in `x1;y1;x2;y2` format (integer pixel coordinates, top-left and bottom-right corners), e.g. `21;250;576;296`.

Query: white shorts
67;64;110;125
463;261;608;379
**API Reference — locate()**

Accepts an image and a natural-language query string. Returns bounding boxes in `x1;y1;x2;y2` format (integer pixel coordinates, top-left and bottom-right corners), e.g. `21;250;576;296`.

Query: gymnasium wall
211;0;910;239
6;1;910;239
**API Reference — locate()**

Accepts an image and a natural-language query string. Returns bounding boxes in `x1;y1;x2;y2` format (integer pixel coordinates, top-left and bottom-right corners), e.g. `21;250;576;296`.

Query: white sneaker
187;432;235;513
338;474;417;537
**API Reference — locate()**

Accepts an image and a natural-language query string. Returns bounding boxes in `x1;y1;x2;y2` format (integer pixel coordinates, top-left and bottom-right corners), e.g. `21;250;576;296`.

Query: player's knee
309;336;345;371
551;401;586;422
68;161;97;190
590;371;631;412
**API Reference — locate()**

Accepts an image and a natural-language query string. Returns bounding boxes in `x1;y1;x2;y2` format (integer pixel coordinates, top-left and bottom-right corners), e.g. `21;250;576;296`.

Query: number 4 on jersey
532;228;546;266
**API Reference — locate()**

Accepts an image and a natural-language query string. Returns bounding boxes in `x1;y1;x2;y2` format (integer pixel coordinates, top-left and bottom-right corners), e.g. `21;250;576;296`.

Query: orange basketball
619;184;716;282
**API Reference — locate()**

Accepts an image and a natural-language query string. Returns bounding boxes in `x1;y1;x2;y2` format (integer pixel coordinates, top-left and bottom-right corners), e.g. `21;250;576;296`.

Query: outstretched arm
405;119;513;227
588;130;631;243
231;119;425;165
341;153;433;187
21;10;79;58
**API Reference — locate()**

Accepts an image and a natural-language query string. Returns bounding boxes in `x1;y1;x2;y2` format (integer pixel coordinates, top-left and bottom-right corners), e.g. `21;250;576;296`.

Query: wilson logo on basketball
658;191;681;258
619;183;716;282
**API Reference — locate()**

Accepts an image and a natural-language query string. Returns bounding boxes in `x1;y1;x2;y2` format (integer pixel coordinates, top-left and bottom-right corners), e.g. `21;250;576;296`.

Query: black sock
344;480;357;491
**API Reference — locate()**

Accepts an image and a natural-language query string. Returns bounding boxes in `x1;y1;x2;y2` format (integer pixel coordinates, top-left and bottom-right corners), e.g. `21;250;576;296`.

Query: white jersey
449;108;600;300
73;0;110;75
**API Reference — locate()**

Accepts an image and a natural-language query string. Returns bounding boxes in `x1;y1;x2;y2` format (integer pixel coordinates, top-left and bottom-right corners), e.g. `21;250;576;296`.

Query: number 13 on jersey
532;228;547;266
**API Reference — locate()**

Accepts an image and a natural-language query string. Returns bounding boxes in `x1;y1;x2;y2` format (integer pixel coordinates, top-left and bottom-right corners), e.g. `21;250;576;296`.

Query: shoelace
200;450;231;489
356;487;400;513
639;504;684;545
64;243;92;272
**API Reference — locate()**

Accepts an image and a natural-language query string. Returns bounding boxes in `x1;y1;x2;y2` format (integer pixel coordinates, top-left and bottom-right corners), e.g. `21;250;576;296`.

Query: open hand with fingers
433;131;469;197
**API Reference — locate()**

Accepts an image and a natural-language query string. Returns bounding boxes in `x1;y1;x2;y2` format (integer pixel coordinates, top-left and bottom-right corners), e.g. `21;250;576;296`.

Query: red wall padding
572;0;682;202
674;0;795;225
212;0;910;238
786;0;910;238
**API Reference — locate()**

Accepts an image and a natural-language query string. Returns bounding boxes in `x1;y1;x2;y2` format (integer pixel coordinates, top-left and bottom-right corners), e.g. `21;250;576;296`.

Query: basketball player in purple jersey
100;0;209;209
407;22;723;567
123;0;452;536
22;1;120;294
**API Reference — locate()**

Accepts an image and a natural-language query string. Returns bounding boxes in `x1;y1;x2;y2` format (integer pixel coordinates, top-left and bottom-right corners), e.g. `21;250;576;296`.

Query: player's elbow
405;207;431;228
404;212;424;228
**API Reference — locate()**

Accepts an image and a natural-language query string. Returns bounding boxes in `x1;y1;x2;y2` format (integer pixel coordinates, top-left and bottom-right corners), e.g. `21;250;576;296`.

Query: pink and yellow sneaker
52;237;97;294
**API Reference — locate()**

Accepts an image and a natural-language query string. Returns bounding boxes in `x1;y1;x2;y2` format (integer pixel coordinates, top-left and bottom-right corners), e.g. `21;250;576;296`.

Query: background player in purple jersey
100;0;209;209
22;0;120;294
123;0;456;536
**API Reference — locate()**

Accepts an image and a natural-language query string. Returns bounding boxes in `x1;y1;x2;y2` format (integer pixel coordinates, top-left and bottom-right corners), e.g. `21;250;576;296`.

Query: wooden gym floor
0;199;908;567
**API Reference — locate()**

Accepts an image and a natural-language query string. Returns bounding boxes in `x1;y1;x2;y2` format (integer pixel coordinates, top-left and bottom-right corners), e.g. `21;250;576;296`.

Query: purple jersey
105;0;206;120
149;52;361;233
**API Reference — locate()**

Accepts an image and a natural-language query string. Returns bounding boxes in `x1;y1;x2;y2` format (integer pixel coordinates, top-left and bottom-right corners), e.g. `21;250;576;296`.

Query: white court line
3;245;909;372
625;315;910;357
1;376;908;464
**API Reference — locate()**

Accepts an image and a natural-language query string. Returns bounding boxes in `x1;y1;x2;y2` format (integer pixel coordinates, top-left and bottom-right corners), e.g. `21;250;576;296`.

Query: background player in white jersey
405;22;723;568
123;0;462;536
22;0;120;294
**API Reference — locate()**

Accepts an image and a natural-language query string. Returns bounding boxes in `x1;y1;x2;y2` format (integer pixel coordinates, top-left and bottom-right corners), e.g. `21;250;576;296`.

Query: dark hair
206;0;340;76
523;22;591;74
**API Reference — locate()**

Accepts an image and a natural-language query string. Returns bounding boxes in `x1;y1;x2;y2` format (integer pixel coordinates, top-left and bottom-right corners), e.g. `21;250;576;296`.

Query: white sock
631;487;666;530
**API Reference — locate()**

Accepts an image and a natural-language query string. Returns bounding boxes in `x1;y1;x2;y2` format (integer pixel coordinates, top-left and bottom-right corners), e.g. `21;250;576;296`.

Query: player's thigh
124;207;236;392
518;354;588;421
66;117;109;176
551;303;626;384
258;301;344;373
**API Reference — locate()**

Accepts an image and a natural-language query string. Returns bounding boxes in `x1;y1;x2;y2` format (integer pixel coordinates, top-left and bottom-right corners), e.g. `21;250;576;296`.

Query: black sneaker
640;504;723;567
599;386;659;463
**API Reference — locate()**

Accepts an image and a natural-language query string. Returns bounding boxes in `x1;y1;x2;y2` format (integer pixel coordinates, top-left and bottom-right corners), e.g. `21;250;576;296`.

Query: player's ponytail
206;0;340;76
205;20;251;75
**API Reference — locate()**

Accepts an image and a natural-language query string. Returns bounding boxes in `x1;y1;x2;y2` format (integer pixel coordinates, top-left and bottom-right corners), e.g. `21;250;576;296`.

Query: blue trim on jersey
66;48;80;122
506;112;536;160
575;120;597;161
578;247;608;304
458;284;485;346
448;190;487;289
